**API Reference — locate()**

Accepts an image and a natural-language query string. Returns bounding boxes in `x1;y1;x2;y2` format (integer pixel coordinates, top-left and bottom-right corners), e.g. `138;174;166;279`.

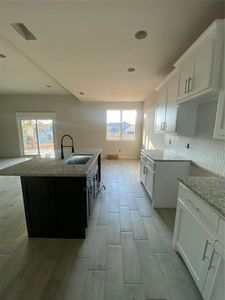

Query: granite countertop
179;176;225;219
141;149;190;162
0;149;102;177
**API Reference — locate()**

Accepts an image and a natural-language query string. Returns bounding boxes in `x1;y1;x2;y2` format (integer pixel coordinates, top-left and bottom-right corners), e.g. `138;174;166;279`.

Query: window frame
106;109;137;141
16;112;57;157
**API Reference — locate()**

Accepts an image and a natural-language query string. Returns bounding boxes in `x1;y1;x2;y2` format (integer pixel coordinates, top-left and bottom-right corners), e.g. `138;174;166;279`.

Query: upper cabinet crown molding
174;19;224;105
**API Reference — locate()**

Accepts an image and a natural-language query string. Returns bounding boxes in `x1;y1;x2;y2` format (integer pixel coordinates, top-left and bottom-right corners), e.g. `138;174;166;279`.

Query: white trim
15;112;57;157
16;112;56;120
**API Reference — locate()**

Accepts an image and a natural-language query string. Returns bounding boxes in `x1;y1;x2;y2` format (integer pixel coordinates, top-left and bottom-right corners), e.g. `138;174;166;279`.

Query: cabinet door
55;178;87;236
140;159;146;184
214;63;225;139
178;58;194;99
192;38;214;95
21;177;57;236
174;200;214;291
155;88;167;132
165;73;179;132
202;245;224;300
145;165;154;199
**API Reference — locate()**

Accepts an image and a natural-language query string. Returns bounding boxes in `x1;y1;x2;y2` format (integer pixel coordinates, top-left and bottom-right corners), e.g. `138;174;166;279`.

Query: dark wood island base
20;154;101;238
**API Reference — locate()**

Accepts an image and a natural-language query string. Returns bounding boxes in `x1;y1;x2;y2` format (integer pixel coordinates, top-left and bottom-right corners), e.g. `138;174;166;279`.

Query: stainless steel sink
63;154;93;165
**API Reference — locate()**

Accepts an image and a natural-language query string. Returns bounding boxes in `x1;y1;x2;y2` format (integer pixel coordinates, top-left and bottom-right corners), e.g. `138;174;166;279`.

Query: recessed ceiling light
127;67;136;72
0;54;6;58
135;30;147;39
80;91;85;95
46;85;52;88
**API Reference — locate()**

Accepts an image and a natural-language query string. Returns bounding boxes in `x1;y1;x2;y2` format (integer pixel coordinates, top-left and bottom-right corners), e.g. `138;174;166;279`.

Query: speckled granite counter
179;177;225;219
141;149;191;162
0;149;102;177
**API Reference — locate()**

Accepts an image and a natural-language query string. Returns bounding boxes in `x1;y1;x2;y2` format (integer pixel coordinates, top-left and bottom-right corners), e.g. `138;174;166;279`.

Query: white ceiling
0;1;224;102
0;35;70;95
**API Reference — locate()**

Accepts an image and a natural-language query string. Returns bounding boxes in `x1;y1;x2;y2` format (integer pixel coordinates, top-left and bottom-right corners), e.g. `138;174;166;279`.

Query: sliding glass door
17;113;56;158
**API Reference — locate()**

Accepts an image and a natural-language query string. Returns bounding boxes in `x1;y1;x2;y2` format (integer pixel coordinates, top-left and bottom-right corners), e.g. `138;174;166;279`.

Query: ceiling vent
11;23;37;40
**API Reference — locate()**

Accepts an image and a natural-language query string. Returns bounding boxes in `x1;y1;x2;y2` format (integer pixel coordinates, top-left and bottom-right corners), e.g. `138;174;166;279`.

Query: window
106;110;137;141
16;113;56;158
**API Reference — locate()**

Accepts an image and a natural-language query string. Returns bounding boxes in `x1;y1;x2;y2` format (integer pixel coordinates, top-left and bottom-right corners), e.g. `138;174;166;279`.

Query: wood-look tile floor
0;159;202;300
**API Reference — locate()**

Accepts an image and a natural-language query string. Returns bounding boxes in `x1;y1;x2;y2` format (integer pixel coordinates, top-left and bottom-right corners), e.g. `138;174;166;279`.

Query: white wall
143;93;225;177
0;95;143;159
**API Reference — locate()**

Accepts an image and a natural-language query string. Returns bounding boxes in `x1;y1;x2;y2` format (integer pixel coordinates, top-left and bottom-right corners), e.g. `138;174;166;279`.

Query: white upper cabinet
214;36;225;140
155;86;167;133
155;71;198;136
178;57;194;99
155;71;179;133
166;72;179;132
175;20;224;104
193;38;214;94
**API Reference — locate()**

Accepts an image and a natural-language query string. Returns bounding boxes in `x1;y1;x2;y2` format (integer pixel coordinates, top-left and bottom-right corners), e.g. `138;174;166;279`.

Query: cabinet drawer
140;153;146;162
145;157;155;170
217;218;225;248
178;183;219;236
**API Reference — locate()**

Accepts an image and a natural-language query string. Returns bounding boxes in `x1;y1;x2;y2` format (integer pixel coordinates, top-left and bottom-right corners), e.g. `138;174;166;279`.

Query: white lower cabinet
173;183;225;300
202;241;225;300
173;197;214;291
140;151;190;208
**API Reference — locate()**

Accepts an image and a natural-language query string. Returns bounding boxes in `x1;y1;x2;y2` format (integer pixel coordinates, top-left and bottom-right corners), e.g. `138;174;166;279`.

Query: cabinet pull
202;240;212;261
161;122;166;130
184;79;188;94
186;198;200;212
208;248;218;271
187;77;193;92
143;166;146;174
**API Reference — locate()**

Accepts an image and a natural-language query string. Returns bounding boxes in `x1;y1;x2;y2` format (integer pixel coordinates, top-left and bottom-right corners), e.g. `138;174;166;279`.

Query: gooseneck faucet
61;135;75;159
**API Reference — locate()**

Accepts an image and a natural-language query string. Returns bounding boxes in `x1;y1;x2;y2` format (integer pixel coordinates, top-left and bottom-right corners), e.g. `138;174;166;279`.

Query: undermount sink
63;154;93;165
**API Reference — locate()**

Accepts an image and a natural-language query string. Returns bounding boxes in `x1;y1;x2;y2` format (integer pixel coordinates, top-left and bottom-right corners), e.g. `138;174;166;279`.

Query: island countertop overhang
0;149;102;177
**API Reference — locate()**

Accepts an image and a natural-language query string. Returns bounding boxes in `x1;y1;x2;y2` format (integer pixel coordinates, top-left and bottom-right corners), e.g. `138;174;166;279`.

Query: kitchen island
0;149;102;238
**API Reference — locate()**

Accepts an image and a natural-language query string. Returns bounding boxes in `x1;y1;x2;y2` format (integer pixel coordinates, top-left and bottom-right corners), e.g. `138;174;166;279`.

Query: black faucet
61;135;75;159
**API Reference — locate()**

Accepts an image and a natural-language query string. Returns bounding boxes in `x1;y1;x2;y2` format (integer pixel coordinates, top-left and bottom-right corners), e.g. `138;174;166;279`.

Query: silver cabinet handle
187;76;193;92
184;79;188;94
208;248;219;271
202;240;213;261
161;122;166;130
186;198;200;212
143;166;146;174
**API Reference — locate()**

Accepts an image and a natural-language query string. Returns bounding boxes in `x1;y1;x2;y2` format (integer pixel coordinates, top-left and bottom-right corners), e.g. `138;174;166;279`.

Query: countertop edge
178;178;225;220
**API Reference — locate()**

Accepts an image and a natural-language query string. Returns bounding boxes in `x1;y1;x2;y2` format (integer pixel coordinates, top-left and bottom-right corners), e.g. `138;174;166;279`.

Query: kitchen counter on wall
0;149;102;177
141;149;191;162
179;176;225;218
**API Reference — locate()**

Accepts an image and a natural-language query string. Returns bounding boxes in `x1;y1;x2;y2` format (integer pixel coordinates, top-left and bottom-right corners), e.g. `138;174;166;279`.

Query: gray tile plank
89;226;107;270
107;213;121;245
121;232;142;284
143;217;168;252
104;245;124;300
120;206;133;232
130;210;147;240
136;240;171;300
